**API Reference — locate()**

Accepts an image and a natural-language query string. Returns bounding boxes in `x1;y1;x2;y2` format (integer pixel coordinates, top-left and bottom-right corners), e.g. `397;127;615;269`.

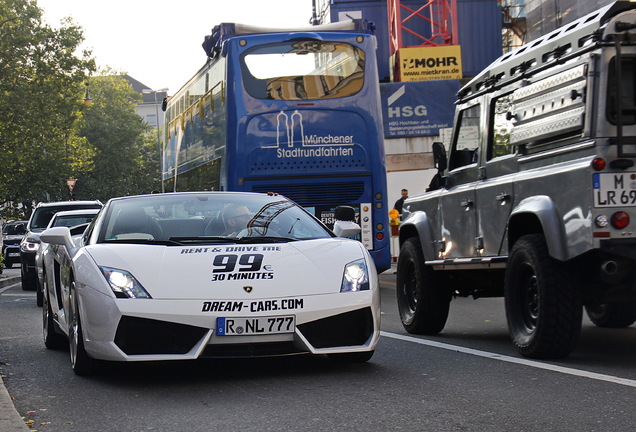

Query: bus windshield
241;41;365;101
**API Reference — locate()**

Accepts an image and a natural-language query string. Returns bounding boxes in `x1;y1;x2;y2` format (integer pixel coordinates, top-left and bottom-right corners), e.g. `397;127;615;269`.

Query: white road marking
0;286;16;295
0;287;31;295
381;331;636;388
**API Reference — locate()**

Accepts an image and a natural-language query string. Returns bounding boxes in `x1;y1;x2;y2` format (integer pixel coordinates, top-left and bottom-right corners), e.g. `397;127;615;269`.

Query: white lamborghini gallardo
40;192;380;375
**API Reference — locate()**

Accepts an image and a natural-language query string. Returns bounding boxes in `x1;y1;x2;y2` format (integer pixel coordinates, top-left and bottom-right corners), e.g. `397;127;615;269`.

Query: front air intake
298;307;374;348
115;316;207;355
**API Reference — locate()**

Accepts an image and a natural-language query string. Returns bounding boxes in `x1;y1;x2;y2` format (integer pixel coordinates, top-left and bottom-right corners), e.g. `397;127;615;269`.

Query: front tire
505;234;582;359
585;303;636;328
69;281;98;376
36;276;44;307
396;237;451;335
21;264;36;291
43;284;66;350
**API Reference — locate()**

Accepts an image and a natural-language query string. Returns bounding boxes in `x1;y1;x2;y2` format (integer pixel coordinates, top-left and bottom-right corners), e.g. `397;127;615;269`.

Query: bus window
449;104;481;170
489;95;515;159
241;41;365;100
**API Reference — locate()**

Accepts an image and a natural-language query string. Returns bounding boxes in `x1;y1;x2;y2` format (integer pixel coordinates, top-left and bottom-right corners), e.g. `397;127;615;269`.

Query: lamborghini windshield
97;192;332;244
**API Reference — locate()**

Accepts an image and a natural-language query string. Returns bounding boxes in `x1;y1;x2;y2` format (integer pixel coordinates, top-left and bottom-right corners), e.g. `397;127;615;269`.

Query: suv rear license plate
593;173;636;207
216;315;295;336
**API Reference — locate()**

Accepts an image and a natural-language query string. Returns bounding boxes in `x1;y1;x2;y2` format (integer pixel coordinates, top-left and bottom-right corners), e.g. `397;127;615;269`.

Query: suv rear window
29;204;102;231
607;56;636;125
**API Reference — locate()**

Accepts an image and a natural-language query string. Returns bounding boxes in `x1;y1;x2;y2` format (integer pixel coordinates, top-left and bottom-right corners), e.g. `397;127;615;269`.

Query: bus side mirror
162;97;168;112
334;205;356;222
333;205;360;238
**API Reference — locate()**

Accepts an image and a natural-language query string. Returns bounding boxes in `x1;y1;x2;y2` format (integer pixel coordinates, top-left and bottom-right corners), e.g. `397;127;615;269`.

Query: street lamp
142;88;168;193
83;82;93;107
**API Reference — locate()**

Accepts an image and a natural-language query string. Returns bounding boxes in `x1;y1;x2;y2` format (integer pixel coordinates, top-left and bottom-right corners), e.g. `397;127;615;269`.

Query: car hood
85;239;368;299
3;234;24;242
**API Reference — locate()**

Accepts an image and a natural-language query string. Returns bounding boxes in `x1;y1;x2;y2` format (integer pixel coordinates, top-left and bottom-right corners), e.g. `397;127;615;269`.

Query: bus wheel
585;303;636;328
505;234;582;359
396;237;451;335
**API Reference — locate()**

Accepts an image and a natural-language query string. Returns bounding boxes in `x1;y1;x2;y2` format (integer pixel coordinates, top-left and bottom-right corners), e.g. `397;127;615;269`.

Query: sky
37;0;315;94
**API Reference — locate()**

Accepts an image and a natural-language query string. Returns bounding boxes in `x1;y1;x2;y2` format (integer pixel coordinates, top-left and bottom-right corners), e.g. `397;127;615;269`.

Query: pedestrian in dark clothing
393;189;408;215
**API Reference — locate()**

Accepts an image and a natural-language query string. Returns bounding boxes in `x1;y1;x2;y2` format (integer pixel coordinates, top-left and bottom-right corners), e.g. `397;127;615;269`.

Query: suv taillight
592;158;606;170
611;211;630;229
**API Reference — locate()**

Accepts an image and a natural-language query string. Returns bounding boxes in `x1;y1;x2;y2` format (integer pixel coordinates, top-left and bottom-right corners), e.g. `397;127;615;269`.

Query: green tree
0;0;95;218
77;72;159;202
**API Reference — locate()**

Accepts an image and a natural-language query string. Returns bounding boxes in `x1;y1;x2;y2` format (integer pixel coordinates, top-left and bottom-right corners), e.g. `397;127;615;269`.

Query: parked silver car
21;201;102;293
35;209;101;306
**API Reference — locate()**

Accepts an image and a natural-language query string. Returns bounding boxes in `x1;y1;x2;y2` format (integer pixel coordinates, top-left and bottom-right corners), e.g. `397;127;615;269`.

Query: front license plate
8;253;19;257
216;315;295;336
593;172;636;207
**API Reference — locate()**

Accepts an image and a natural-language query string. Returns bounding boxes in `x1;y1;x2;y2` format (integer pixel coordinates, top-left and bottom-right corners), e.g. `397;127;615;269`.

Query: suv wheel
505;234;582;359
21;263;36;291
396;237;451;335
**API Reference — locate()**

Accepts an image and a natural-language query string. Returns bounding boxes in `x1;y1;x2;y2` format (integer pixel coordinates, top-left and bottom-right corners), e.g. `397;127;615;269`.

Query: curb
0;375;29;431
0;276;20;289
0;276;29;431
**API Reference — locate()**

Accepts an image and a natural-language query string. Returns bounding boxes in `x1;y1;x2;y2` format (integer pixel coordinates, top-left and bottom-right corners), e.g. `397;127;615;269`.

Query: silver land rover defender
397;1;636;359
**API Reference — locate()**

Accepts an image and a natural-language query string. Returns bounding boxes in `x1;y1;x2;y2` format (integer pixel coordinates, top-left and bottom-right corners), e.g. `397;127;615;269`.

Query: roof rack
458;1;635;101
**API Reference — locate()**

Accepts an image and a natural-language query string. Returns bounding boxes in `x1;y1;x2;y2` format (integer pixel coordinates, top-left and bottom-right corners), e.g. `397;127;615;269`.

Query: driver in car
222;204;252;236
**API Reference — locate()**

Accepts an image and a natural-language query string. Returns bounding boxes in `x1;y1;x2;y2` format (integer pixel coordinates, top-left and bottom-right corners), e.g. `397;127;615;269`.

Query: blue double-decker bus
162;20;390;272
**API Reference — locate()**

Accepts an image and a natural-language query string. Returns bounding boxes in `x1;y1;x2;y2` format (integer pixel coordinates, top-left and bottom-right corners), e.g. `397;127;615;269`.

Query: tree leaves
77;72;159;201
0;0;94;212
0;1;159;218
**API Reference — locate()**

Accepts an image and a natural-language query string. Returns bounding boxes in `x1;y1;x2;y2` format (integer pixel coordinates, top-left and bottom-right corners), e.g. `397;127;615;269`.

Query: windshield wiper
102;239;182;246
235;236;298;243
168;236;242;244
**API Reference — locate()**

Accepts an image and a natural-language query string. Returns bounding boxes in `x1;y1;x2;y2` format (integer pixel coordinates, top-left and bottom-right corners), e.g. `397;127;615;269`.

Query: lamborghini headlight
340;259;370;292
100;267;152;299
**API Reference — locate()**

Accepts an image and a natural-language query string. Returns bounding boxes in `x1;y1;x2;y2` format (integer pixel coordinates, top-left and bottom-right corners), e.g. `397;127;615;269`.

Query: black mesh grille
201;342;306;358
250;159;366;175
251;181;365;206
115;316;208;355
298;308;374;349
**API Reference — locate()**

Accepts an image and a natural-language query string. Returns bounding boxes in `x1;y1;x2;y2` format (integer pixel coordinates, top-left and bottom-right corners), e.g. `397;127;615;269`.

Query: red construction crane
388;0;460;82
388;0;459;55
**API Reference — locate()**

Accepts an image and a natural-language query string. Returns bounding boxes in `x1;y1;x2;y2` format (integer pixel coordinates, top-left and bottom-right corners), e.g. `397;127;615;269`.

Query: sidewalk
0;272;30;431
0;271;20;289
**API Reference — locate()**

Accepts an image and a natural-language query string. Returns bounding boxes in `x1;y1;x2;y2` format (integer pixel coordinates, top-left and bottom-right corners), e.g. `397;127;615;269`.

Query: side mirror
40;227;76;254
333;220;361;238
161;97;168;112
432;142;447;173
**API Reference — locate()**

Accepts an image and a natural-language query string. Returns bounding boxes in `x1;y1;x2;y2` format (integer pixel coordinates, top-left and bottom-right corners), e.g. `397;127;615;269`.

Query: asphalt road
1;266;636;431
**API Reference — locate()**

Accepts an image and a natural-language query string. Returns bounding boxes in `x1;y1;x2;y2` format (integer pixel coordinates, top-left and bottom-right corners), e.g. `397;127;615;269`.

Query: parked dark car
2;220;27;268
20;201;102;291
